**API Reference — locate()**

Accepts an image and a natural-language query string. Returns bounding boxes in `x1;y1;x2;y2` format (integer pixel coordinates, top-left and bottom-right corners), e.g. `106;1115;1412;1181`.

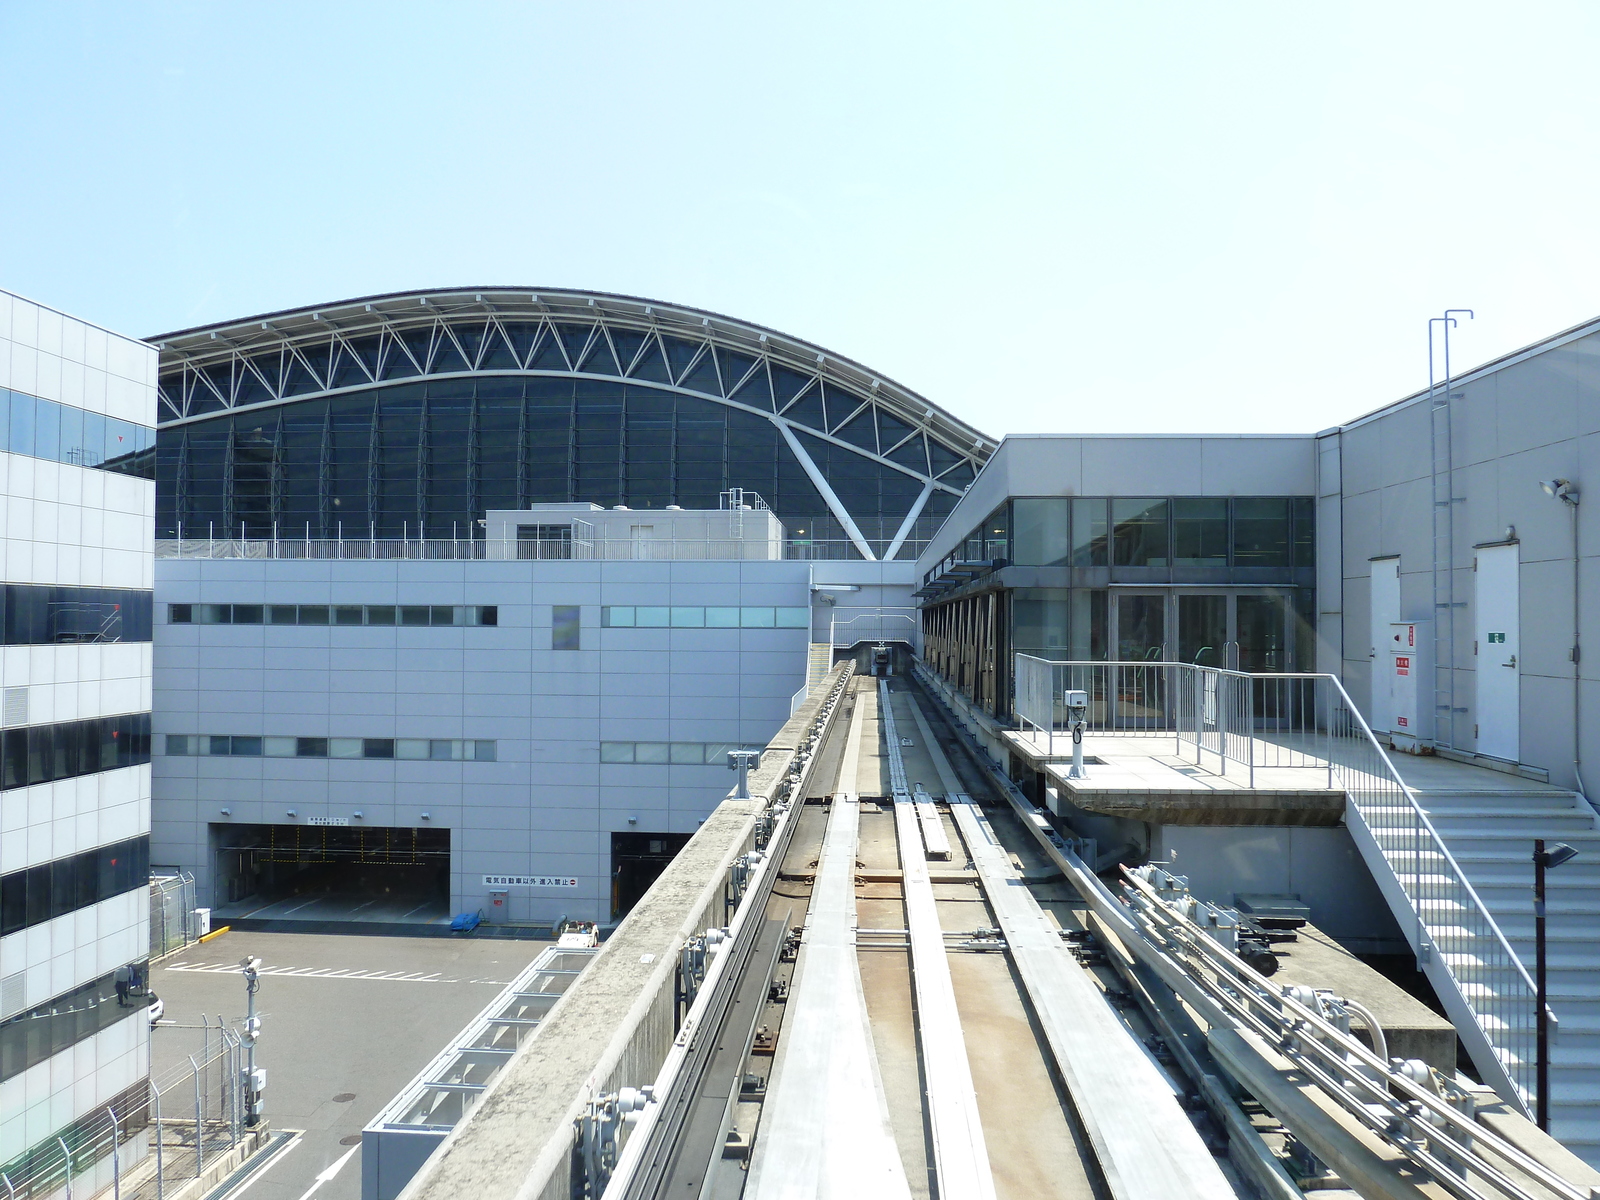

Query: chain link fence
150;871;199;960
0;1021;247;1200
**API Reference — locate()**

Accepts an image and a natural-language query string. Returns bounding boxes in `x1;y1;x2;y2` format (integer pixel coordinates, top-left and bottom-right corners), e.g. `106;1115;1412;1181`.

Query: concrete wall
152;558;814;922
1332;321;1600;787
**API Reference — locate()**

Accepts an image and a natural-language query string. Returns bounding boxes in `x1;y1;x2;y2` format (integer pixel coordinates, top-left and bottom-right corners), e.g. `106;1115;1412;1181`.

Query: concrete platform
1269;923;1457;1072
214;890;452;936
1012;732;1345;826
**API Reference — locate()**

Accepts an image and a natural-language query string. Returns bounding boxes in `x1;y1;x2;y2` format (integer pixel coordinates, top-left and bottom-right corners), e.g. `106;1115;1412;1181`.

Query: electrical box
1388;621;1433;752
487;888;510;925
193;908;211;937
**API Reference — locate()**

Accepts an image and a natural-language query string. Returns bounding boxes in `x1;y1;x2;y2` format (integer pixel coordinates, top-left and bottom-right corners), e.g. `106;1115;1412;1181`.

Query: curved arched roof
149;287;996;498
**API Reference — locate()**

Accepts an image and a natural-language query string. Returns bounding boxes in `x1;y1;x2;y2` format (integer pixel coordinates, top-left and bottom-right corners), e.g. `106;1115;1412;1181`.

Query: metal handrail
1013;654;1542;1106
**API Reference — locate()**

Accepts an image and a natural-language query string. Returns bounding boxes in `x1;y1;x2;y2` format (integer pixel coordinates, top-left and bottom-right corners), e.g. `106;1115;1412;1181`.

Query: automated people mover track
606;672;1242;1200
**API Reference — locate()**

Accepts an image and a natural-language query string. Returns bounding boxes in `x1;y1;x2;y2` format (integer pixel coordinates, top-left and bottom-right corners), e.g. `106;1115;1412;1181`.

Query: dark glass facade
920;495;1317;718
154;299;984;558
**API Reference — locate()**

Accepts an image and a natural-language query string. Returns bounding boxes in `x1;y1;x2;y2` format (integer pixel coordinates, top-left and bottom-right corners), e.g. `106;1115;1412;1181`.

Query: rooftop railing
1014;653;1542;1111
156;535;928;562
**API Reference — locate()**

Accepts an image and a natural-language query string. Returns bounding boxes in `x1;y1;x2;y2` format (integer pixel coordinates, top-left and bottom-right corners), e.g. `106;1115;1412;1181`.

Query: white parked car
147;993;165;1025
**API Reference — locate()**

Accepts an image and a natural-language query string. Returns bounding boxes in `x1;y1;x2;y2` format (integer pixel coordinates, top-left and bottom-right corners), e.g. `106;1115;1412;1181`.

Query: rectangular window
202;604;232;624
602;606;634;627
362;738;395;759
776;607;809;628
635;607;669;627
705;607;740;627
472;740;496;761
740;607;775;627
297;606;330;625
269;605;299;625
334;606;363;626
169;604;193;624
429;739;454;760
230;736;262;756
296;737;328;757
401;606;430;626
1071;499;1109;567
1012;498;1071;567
669;742;704;764
264;737;296;757
634;742;670;764
670;607;704;627
1233;498;1292;568
479;606;498;626
552;605;581;650
209;735;232;756
397;739;429;759
1171;498;1229;567
166;734;190;756
231;605;264;625
1113;499;1169;567
367;606;395;625
431;606;455;626
600;742;634;763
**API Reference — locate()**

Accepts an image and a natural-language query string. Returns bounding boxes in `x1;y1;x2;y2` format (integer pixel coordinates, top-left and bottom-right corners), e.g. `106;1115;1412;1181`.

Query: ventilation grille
0;972;24;1021
1;687;27;727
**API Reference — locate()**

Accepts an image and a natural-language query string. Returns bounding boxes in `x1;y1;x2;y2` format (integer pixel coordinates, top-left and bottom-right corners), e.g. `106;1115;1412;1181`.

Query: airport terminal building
146;289;980;927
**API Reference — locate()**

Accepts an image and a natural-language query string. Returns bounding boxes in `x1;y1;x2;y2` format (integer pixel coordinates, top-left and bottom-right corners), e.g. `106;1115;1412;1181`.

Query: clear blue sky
3;2;1598;438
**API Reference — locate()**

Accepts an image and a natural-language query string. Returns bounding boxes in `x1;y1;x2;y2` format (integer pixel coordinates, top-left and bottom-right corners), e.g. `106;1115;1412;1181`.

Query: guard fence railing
149;871;198;960
0;1020;245;1200
1013;654;1541;1111
154;535;928;563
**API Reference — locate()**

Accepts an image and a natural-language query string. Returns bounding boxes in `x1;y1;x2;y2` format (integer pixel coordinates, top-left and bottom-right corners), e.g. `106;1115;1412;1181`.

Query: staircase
1355;782;1600;1166
806;643;833;692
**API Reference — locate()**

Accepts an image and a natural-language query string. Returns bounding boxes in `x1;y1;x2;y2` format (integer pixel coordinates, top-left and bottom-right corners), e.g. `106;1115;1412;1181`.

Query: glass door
1113;593;1167;727
1177;595;1226;666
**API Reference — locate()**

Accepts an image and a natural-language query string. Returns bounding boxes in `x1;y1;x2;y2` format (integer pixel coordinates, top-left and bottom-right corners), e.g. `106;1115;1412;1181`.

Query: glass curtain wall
158;378;952;555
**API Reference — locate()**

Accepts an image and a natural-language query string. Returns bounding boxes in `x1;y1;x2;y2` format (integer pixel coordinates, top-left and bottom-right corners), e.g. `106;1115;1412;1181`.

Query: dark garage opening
211;823;451;928
611;831;692;920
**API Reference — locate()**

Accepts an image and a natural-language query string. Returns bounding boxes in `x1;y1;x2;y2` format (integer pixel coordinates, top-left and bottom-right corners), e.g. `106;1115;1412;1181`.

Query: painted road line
292;1143;359;1200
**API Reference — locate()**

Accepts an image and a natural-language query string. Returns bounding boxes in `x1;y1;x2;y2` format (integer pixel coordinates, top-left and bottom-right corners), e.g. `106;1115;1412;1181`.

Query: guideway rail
880;681;996;1200
744;700;910;1199
924;662;1595;1200
601;666;855;1200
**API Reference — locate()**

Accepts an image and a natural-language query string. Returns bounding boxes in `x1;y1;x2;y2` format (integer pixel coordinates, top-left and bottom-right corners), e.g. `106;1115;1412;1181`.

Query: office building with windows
0;290;158;1189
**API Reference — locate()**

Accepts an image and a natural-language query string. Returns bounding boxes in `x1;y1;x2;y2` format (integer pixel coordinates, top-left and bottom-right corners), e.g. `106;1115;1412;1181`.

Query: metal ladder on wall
1429;310;1472;749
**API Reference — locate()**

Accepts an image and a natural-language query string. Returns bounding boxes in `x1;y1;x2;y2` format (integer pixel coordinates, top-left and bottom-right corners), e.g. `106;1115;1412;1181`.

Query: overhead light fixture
1540;478;1580;506
1536;842;1580;869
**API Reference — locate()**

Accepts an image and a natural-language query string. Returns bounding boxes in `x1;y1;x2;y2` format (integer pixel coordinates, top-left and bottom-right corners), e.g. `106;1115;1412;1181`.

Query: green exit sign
1487;632;1507;643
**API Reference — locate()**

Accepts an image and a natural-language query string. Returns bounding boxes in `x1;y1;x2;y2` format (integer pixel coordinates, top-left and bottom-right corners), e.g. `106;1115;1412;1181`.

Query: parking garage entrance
211;823;451;928
610;831;693;920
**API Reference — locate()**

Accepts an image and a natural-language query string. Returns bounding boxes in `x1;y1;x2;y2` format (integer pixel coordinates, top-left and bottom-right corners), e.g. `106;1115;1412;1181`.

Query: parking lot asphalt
151;931;547;1200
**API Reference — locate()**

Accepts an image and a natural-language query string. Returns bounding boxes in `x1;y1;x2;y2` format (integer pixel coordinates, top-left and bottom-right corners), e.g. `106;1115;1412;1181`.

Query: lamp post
240;957;263;1127
1534;838;1579;1131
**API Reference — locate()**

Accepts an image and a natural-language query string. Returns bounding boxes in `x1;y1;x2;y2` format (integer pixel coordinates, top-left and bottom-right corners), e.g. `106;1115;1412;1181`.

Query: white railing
1014;654;1542;1110
156;536;928;563
829;610;918;647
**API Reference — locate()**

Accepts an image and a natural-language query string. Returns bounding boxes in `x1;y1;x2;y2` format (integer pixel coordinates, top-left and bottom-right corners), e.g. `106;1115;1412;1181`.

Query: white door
1475;543;1520;761
1370;559;1400;732
630;524;656;561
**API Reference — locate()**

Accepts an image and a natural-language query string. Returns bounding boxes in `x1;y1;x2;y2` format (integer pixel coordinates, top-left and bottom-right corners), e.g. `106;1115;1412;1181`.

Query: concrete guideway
745;699;911;1200
881;681;997;1200
947;794;1236;1199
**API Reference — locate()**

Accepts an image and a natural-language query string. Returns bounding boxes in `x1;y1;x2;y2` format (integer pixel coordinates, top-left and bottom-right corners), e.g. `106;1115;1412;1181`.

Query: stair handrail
1013;653;1542;1106
1318;670;1541;986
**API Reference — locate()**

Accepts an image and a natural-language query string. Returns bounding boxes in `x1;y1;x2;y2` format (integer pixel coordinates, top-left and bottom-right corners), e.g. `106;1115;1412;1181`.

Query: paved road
151;931;547;1200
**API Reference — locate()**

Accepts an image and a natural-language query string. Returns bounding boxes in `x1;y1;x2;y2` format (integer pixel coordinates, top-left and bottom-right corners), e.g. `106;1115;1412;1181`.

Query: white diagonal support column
884;479;934;562
775;420;877;561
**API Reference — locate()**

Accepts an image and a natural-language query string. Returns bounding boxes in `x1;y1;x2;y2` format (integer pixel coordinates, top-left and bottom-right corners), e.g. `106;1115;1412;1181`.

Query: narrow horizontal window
166;734;189;756
169;604;192;624
362;738;395;759
231;605;264;625
296;737;328;757
334;606;363;626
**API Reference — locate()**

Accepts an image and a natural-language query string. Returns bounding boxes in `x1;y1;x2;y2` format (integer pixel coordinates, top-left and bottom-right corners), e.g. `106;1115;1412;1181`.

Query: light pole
1534;838;1579;1131
240;957;264;1127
